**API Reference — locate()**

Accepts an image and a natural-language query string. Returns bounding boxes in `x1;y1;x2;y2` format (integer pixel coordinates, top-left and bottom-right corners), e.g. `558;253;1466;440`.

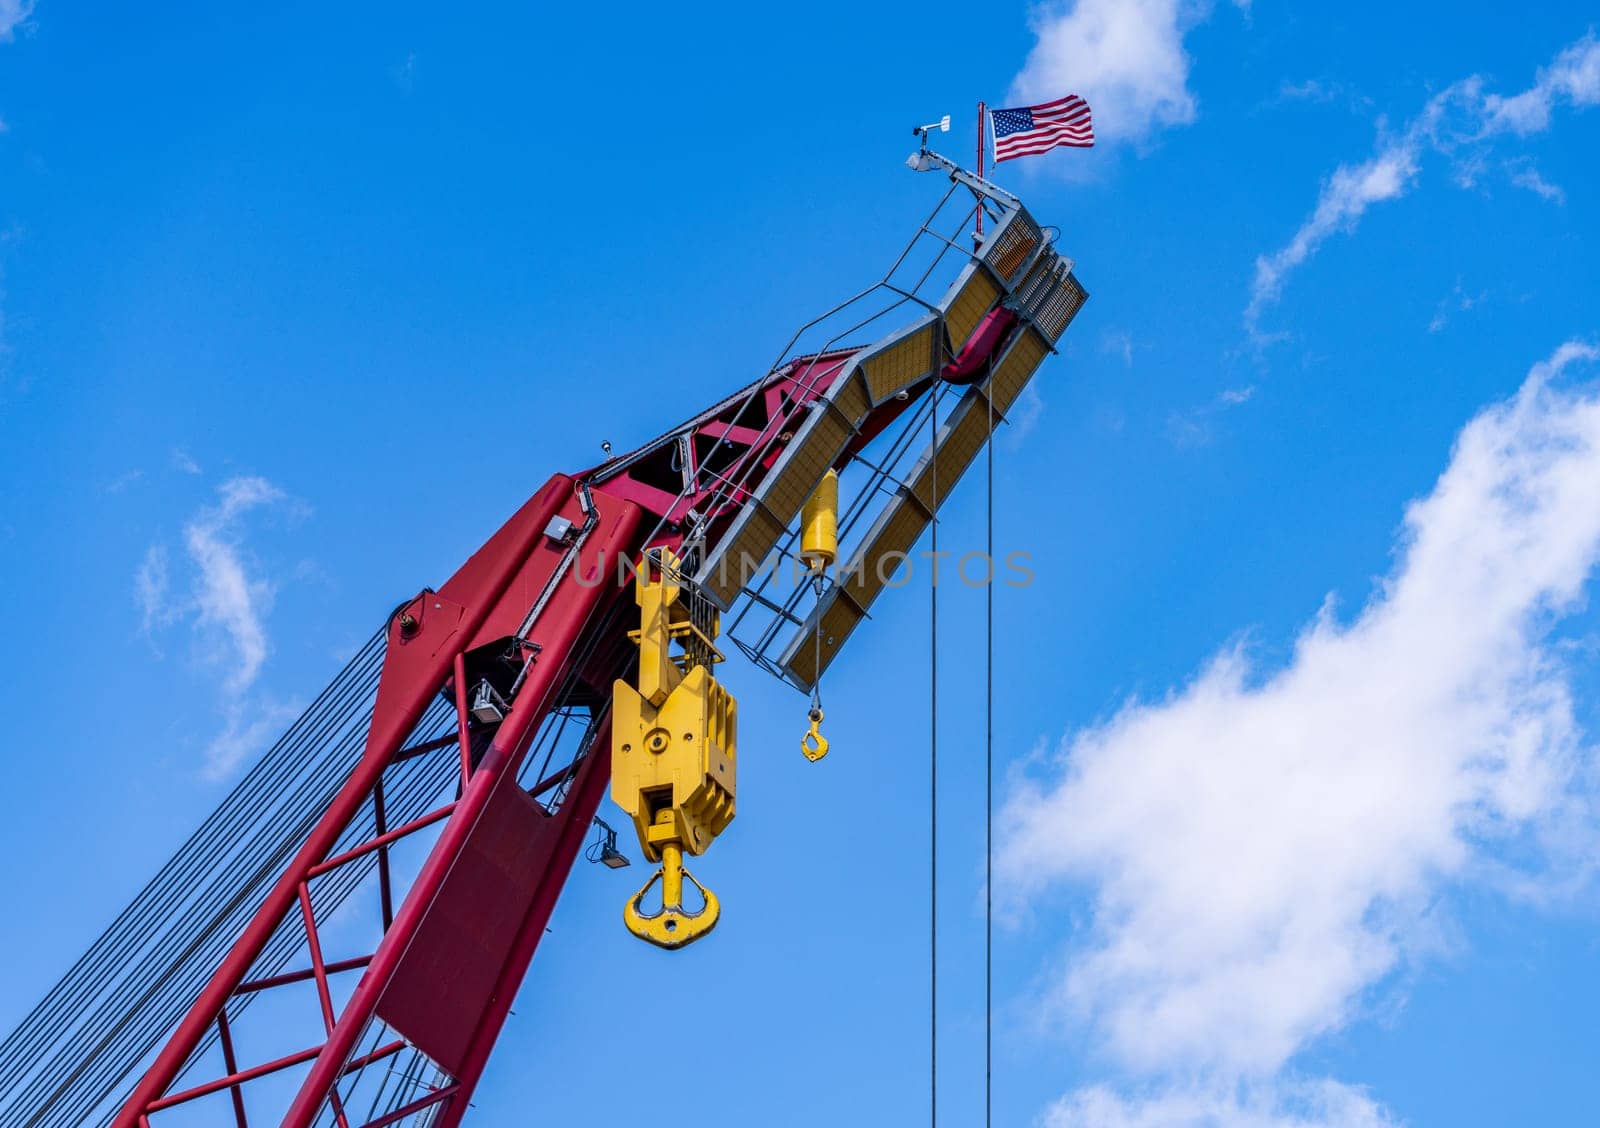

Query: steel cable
0;631;386;1090
2;632;472;1126
0;634;390;1124
929;384;941;1127
70;704;459;1128
15;680;399;1126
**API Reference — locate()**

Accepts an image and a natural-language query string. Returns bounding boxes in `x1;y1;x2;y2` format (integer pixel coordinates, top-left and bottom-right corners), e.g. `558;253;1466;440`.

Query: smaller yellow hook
801;707;829;762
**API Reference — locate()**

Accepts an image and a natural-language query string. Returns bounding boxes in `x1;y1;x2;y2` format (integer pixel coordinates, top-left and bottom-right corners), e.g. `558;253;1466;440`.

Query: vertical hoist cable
985;372;995;1128
928;383;941;1128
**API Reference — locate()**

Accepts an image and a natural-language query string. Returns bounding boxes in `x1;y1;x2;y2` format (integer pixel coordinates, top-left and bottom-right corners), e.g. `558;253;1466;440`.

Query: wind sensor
907;113;951;171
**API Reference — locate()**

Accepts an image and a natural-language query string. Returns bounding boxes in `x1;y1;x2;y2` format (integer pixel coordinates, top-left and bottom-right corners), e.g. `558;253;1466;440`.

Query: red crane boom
0;152;1086;1127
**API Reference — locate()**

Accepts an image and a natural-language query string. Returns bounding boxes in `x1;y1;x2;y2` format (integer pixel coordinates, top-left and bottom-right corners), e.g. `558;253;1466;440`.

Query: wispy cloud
1278;79;1338;104
1427;281;1488;334
1004;382;1047;449
392;50;418;92
1166;384;1256;448
1507;159;1566;204
1245;90;1460;340
171;448;202;476
1248;34;1600;342
135;545;174;635
183;476;285;694
103;468;146;495
0;1;33;42
1010;0;1248;151
1045;1079;1398;1128
1272;78;1374;115
138;475;304;776
1002;342;1600;1123
1481;35;1600;136
1101;329;1137;367
205;699;303;781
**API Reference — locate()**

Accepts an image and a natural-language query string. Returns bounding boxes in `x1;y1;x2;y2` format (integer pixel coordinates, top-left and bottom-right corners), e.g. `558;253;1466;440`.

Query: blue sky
2;1;1600;1125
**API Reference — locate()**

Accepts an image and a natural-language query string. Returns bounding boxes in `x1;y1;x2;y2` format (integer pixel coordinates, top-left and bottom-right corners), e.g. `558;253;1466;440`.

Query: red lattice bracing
108;348;913;1128
3;161;1085;1127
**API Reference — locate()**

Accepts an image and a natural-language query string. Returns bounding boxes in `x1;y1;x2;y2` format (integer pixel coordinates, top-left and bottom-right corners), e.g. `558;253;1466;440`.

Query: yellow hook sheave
610;550;736;951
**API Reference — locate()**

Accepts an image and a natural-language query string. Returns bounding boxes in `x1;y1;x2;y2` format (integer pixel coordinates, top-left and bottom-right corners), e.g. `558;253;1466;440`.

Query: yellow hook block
801;707;829;762
622;843;720;950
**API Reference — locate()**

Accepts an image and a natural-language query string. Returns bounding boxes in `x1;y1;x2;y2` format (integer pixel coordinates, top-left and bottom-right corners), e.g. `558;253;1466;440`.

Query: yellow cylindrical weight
800;470;839;572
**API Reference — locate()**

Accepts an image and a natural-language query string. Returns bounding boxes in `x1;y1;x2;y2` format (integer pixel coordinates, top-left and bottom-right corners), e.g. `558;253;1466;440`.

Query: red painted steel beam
297;884;337;1034
306;803;458;879
432;715;614;1127
115;475;585;1127
214;1009;248;1128
234;956;372;997
280;501;642;1126
117;350;954;1126
147;1045;322;1112
361;1085;459;1128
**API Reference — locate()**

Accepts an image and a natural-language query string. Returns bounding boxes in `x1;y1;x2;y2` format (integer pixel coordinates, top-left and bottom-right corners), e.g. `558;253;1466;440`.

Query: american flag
990;95;1095;162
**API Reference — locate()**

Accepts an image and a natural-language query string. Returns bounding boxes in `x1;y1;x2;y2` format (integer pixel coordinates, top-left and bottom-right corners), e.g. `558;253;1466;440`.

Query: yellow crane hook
799;471;839;763
622;840;720;949
801;707;829;761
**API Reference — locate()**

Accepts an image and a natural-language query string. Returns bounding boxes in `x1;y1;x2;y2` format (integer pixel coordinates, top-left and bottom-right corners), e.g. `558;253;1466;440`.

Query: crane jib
0;152;1086;1128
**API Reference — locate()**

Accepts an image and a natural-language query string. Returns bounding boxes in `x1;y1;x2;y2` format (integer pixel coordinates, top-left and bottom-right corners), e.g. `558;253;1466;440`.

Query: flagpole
974;100;986;248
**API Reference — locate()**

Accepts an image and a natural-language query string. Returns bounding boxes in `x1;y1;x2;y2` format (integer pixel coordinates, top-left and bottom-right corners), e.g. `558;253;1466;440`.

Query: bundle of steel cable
0;626;465;1125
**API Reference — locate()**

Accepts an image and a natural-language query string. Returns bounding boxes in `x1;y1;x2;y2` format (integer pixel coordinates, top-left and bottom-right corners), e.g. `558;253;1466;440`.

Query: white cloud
1004;381;1047;449
1167;384;1256;448
1482;35;1600;136
1045;1079;1398;1128
1249;34;1600;340
104;468;146;494
1246;136;1425;339
1002;343;1600;1116
171;448;202;475
204;698;301;780
138;475;300;775
1102;328;1136;367
1427;281;1488;334
183;476;285;693
0;1;32;42
1508;161;1566;204
135;545;172;634
1279;79;1335;104
1010;1;1244;148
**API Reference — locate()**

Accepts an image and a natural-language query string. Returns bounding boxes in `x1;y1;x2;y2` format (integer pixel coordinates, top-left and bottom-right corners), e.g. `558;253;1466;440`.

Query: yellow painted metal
622;842;721;950
778;327;1054;690
799;469;839;573
861;323;938;403
944;268;1002;354
801;707;829;762
612;551;737;950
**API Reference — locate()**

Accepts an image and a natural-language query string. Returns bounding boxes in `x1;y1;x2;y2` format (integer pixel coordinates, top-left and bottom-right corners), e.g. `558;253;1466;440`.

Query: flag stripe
997;131;1095;156
1005;128;1093;148
989;94;1095;163
1014;121;1093;141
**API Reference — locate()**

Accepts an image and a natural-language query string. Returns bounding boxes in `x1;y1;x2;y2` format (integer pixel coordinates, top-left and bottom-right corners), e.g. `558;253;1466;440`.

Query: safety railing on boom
591;161;1001;553
593;151;1084;697
0;148;1086;1128
580;154;1078;694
